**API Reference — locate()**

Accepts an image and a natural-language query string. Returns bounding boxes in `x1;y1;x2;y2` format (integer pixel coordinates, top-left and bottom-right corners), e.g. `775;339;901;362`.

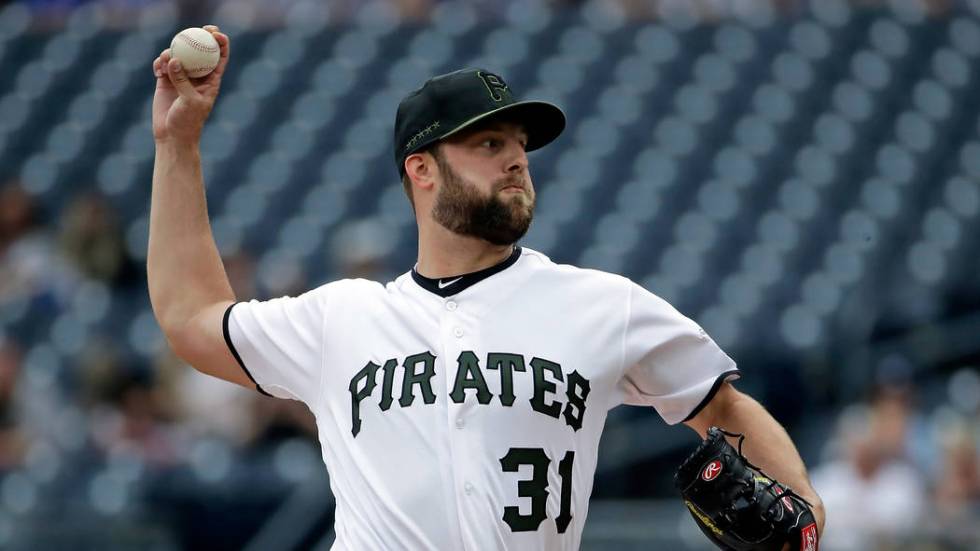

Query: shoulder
520;247;632;291
258;278;388;308
317;274;430;305
520;249;682;316
315;277;391;299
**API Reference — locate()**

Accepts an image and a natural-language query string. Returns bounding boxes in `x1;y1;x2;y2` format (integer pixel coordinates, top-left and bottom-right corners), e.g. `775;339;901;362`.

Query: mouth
497;178;528;192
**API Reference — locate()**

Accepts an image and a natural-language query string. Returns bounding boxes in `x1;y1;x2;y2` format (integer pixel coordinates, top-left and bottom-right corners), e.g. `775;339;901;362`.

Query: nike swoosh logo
438;277;462;289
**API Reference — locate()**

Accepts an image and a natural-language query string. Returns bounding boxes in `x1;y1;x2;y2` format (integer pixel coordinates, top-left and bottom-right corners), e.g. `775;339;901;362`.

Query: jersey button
464;482;474;495
453;327;464;338
446;301;457;311
455;418;464;429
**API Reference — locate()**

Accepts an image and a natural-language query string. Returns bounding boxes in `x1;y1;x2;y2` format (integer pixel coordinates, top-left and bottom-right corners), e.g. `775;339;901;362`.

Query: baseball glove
674;427;819;551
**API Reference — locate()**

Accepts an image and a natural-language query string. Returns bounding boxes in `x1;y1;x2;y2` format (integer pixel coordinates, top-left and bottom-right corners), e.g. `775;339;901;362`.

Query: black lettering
563;370;591;431
529;357;563;418
400;351;437;407
450;351;493;404
348;361;380;437
378;358;398;411
487;353;526;407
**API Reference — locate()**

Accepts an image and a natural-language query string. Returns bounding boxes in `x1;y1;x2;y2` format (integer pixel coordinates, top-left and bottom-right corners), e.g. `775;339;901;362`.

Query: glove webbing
713;427;814;526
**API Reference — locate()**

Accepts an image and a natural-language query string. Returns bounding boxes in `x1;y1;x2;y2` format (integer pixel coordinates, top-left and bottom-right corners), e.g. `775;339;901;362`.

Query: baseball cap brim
428;100;566;154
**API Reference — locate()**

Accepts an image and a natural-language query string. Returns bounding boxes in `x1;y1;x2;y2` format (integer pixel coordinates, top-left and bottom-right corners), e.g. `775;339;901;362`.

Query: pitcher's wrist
155;136;201;156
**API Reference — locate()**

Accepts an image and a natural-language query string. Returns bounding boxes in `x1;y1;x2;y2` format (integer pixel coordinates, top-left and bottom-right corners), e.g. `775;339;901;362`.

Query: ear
405;151;437;192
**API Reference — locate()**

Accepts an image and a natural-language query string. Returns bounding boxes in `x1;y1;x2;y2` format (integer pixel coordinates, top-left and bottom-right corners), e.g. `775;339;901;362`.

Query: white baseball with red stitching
170;27;220;78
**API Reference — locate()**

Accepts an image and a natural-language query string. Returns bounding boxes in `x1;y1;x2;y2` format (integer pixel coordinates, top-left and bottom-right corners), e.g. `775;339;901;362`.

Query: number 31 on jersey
500;448;575;534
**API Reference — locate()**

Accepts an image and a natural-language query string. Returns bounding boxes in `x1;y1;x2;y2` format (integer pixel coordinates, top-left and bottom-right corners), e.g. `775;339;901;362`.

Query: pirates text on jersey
348;351;591;437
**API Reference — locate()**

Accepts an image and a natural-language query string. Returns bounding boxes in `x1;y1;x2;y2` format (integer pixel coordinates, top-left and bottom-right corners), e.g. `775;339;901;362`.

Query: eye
481;138;501;149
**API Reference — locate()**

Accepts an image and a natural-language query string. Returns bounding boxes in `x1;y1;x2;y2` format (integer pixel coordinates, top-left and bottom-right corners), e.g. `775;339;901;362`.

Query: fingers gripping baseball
205;26;231;78
167;58;200;98
151;26;229;144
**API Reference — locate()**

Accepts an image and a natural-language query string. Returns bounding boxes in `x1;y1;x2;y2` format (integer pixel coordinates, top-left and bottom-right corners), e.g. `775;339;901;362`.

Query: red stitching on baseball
177;33;219;54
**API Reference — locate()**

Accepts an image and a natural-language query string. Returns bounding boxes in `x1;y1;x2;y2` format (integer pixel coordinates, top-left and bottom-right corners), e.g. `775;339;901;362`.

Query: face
430;121;535;246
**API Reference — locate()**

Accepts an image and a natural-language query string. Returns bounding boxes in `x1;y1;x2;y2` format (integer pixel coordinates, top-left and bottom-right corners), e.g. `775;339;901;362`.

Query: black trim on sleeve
222;302;273;397
681;369;740;423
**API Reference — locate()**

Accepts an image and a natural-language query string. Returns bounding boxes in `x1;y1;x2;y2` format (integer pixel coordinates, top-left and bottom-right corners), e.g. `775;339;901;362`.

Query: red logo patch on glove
800;523;818;551
701;460;723;481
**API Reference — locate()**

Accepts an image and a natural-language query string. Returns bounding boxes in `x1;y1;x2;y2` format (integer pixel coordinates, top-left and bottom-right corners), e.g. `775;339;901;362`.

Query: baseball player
149;26;824;550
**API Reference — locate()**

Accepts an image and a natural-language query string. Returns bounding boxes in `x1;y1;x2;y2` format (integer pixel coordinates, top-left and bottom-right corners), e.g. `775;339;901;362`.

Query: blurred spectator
392;0;433;21
247;396;317;451
0;182;33;257
934;420;980;518
868;383;912;460
90;366;181;466
0;337;28;470
77;334;126;407
930;368;980;542
0;180;77;309
77;338;179;466
159;346;259;446
870;359;939;478
58;192;138;287
811;405;927;551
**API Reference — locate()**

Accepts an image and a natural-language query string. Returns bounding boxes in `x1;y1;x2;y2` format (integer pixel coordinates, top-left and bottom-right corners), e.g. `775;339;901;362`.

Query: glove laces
714;428;814;516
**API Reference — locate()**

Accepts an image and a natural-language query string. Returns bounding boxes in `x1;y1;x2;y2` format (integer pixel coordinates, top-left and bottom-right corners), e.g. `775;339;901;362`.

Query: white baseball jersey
223;247;738;550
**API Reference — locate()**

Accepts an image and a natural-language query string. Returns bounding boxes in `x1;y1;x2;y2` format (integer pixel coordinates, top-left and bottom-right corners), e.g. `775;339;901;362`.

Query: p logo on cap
478;71;508;102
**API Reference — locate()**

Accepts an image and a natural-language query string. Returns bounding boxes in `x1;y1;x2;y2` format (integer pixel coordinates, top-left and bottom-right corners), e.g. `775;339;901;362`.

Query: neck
416;220;514;278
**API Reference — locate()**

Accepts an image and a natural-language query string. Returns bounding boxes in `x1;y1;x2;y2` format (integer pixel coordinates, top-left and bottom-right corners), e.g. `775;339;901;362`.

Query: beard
431;156;534;246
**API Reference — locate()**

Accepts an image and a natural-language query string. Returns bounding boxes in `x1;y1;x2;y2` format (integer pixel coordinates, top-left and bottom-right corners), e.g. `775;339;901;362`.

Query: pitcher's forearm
725;398;814;493
715;393;825;530
148;140;234;333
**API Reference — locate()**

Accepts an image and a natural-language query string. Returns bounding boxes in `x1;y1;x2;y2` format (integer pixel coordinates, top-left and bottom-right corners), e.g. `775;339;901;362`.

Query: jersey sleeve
223;285;331;404
618;282;739;425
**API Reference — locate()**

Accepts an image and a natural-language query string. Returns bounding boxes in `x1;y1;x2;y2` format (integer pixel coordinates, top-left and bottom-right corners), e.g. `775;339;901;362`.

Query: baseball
170;27;220;78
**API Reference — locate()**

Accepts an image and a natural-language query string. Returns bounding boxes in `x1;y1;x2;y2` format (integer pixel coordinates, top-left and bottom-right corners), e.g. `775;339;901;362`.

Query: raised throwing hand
151;25;229;144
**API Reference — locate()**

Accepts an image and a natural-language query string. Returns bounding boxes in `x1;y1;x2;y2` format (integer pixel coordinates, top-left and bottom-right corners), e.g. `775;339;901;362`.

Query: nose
506;142;528;174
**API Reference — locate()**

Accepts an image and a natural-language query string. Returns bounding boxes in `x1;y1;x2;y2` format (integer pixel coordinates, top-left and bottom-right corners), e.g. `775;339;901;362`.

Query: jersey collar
411;246;522;297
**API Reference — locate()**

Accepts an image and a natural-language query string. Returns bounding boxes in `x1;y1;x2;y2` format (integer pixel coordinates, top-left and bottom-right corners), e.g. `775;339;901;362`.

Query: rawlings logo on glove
702;460;723;481
675;427;819;551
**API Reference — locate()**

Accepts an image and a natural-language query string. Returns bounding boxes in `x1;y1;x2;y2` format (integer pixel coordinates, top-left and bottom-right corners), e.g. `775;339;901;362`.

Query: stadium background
1;0;979;549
